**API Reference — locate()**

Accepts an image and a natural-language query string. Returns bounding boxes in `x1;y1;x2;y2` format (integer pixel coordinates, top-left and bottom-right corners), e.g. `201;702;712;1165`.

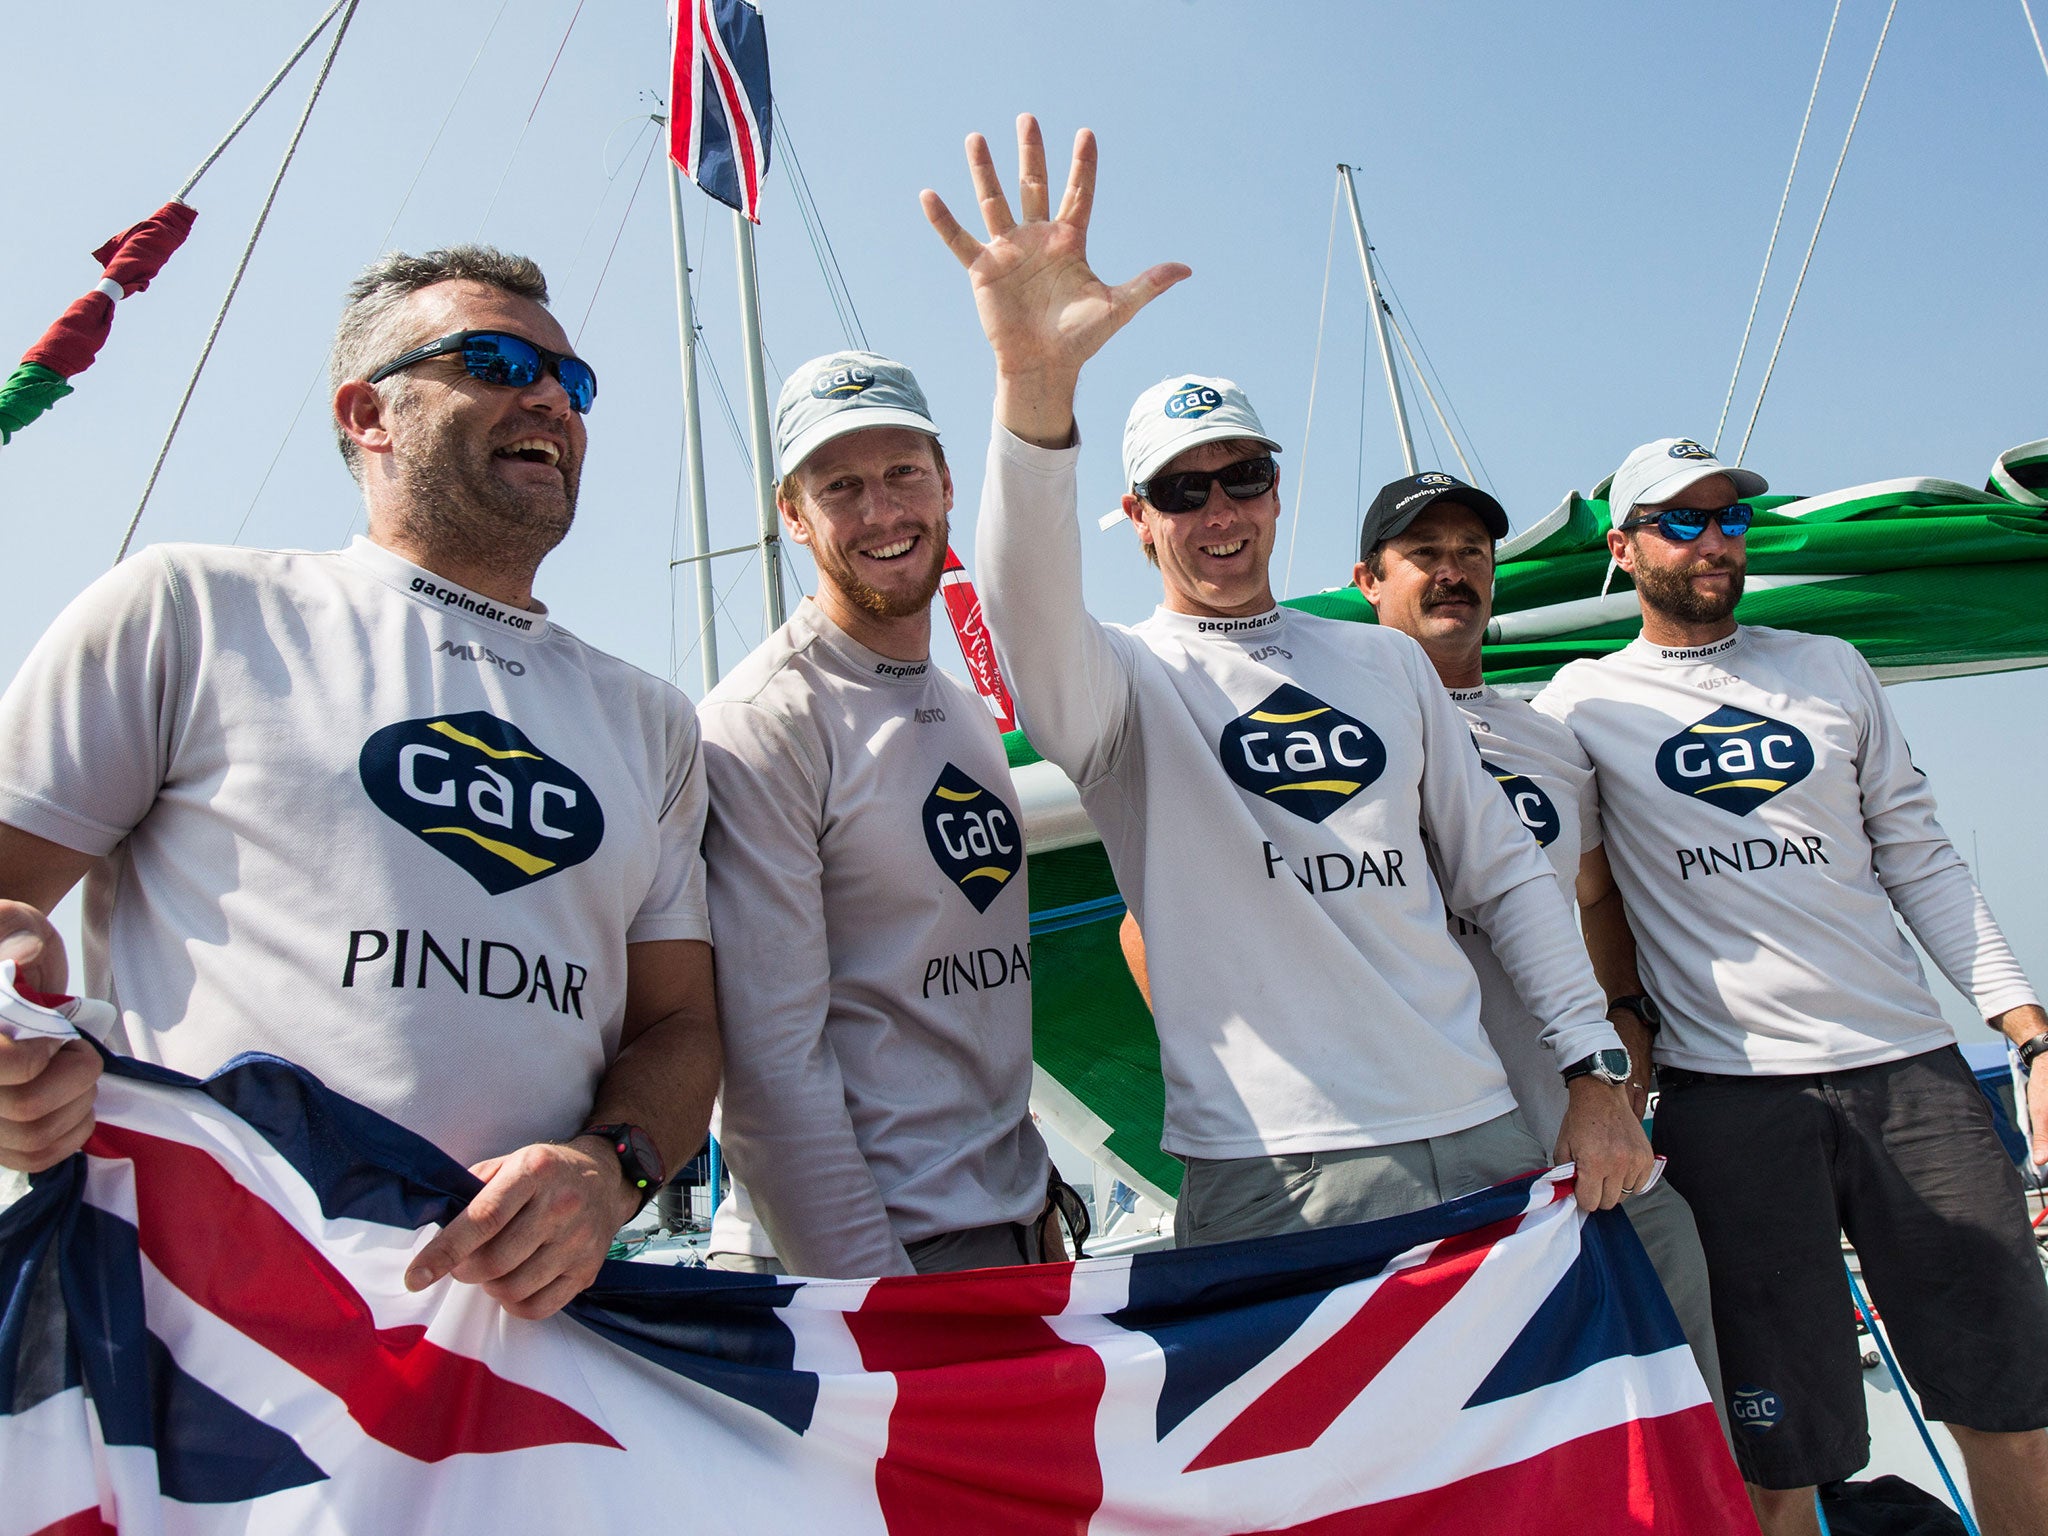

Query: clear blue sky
4;1;2045;1031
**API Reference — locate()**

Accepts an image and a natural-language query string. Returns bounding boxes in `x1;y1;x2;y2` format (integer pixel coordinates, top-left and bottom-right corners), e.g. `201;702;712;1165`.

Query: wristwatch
1561;1048;1633;1086
579;1123;665;1210
2018;1033;2048;1077
1607;993;1662;1038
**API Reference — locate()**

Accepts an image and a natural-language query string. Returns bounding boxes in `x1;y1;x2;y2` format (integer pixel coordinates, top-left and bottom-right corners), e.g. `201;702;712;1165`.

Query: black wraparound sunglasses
1134;455;1278;514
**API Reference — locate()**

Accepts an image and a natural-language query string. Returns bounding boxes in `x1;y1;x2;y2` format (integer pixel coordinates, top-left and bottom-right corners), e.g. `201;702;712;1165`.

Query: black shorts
1654;1046;2048;1489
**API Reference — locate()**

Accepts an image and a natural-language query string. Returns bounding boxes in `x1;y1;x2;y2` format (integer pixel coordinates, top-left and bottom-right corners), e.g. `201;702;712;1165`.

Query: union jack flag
668;0;772;223
0;970;1755;1534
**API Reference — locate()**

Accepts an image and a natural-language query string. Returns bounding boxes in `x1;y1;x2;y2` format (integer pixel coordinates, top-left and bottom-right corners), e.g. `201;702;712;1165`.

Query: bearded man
698;351;1056;1278
0;245;722;1320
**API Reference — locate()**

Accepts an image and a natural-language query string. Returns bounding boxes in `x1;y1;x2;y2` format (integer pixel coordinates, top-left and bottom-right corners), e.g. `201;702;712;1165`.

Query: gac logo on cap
360;712;604;894
811;364;876;400
1484;760;1560;847
922;763;1022;913
1419;472;1456;487
1667;439;1714;461
1165;383;1223;420
1220;684;1386;824
1655;706;1814;816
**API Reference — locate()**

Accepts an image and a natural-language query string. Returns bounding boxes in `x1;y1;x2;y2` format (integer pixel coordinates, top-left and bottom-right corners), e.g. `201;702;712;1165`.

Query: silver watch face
1591;1048;1632;1084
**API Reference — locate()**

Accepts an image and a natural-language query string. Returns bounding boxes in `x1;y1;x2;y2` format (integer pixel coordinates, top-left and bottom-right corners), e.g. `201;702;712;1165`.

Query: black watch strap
1608;993;1662;1038
579;1123;665;1210
2018;1033;2048;1076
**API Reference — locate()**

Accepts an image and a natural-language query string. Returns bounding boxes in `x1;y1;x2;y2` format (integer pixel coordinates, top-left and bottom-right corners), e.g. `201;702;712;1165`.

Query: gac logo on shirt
1220;684;1387;825
1483;758;1560;847
1655;706;1814;816
922;763;1021;914
359;712;604;895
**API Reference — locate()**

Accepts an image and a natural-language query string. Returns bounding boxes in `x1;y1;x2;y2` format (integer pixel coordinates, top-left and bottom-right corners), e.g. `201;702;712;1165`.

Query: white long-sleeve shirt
1537;626;2037;1074
978;425;1618;1157
699;600;1048;1277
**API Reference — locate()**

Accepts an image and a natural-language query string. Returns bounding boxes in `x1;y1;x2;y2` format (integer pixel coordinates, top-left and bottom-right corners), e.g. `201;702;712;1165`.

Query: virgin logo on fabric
922;764;1022;913
1220;684;1387;825
1654;706;1814;816
359;711;604;894
1484;759;1560;847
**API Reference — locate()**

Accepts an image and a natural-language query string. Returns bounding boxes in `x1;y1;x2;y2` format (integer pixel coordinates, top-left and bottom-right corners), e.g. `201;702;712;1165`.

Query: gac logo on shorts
810;363;875;399
1655;706;1814;817
1165;383;1223;419
1220;684;1387;825
359;712;604;895
1484;758;1560;847
1731;1387;1783;1435
922;763;1022;914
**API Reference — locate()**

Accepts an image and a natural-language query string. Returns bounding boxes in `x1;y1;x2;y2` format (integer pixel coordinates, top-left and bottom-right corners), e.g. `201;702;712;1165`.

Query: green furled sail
1018;444;2048;1206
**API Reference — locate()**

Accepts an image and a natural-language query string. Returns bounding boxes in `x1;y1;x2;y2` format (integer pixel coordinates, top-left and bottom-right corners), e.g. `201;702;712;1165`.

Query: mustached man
698;352;1055;1279
923;116;1651;1244
1351;470;1725;1425
0;247;721;1318
1537;438;2048;1535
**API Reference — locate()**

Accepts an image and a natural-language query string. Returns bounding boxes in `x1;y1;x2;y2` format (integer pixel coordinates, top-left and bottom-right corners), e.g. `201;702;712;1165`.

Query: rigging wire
2024;0;2048;84
1713;0;1843;456
233;0;518;547
475;0;588;238
118;0;363;565
177;0;351;201
555;117;658;319
1398;302;1446;473
1734;0;1898;466
1281;176;1342;600
1369;253;1497;496
773;103;868;351
1385;312;1479;489
575;130;663;343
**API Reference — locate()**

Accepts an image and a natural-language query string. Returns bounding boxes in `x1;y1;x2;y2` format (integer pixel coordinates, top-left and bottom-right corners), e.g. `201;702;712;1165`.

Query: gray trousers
1175;1110;1726;1434
707;1217;1043;1277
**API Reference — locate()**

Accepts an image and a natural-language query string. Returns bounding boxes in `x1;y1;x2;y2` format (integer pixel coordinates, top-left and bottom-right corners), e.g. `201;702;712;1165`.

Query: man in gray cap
1350;469;1726;1428
698;349;1056;1279
927;118;1650;1249
1538;438;2048;1533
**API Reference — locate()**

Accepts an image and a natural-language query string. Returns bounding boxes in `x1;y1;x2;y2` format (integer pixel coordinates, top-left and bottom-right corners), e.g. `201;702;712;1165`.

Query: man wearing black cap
927;117;1652;1247
1352;470;1725;1428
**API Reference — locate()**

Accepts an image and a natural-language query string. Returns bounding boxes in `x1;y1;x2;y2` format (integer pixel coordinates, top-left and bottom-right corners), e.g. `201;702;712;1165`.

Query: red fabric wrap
91;200;197;297
23;292;115;378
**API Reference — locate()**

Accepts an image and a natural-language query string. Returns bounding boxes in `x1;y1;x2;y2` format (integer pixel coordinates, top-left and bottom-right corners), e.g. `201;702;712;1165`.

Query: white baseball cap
775;350;940;480
1122;374;1282;492
1607;438;1769;529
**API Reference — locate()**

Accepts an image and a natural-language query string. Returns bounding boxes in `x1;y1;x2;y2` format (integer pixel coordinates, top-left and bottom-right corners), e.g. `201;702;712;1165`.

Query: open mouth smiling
494;437;562;467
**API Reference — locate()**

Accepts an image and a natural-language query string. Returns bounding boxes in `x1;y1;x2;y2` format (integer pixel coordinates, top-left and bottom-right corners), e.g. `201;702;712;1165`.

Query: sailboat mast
666;161;720;694
1338;165;1417;476
733;212;786;631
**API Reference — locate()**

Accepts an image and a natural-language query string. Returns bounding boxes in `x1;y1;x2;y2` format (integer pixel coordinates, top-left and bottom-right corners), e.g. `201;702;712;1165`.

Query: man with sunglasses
927;117;1650;1250
0;245;721;1322
1537;437;2048;1533
693;350;1058;1279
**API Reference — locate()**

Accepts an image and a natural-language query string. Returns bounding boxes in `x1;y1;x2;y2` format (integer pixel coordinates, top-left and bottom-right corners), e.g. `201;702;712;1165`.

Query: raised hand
923;115;1189;445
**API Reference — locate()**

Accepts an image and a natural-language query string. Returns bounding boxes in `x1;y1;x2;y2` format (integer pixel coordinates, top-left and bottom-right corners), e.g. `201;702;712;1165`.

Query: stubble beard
388;396;580;581
815;515;950;620
1632;556;1745;625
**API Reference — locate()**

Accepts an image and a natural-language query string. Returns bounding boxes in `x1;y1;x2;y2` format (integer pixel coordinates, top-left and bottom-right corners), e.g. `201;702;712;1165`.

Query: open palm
923;116;1189;382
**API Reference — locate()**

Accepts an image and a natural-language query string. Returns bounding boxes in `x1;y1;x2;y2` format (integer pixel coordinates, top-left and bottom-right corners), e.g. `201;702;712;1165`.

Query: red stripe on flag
1187;1215;1520;1471
1248;1404;1756;1535
86;1124;620;1461
846;1264;1106;1536
697;0;761;217
666;4;697;172
28;1512;117;1536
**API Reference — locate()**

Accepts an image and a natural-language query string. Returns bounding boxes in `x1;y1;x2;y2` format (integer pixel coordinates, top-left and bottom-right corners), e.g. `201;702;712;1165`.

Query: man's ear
1605;527;1636;573
778;492;812;546
334;379;396;459
1121;493;1152;551
1353;560;1382;609
938;458;955;517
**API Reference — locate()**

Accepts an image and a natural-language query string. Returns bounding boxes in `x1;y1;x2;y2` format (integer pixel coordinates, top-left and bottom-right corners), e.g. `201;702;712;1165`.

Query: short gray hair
329;245;551;480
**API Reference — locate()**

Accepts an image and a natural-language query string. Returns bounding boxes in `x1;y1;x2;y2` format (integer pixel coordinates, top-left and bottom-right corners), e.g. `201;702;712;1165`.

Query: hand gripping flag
940;546;1018;733
0;204;197;447
0;967;1755;1535
667;0;772;222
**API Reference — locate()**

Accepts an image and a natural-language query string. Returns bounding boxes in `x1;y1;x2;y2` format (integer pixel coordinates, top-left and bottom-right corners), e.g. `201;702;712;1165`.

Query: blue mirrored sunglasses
367;329;597;414
1620;503;1754;542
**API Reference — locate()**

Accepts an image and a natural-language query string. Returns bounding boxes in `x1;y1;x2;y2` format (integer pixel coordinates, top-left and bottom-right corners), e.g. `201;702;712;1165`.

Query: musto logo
1484;759;1560;847
1655;706;1813;816
359;712;603;895
1221;684;1386;825
923;763;1022;913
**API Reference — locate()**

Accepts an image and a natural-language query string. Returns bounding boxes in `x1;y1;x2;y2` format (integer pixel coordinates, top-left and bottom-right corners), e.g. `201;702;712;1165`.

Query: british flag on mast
668;0;773;223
